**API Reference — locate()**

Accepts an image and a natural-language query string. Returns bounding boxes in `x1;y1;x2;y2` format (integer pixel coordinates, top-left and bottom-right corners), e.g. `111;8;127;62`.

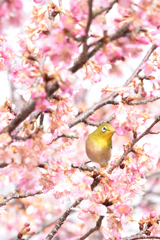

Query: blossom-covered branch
2;81;59;134
69;44;157;128
108;115;160;173
0;15;130;136
70;21;130;73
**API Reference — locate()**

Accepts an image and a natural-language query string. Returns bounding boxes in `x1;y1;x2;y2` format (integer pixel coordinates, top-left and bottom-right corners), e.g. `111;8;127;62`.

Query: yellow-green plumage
85;124;115;167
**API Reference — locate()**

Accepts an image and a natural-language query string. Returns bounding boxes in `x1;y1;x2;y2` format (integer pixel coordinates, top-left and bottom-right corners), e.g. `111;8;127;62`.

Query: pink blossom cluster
0;0;23;31
0;36;15;71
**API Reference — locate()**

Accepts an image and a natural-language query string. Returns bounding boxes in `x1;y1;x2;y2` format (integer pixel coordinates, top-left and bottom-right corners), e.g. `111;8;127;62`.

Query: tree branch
1;81;59;134
81;0;93;56
93;0;118;19
0;190;43;207
0;0;8;7
83;113;115;126
125;95;160;105
119;221;160;240
124;44;157;86
121;235;160;240
27;219;58;240
74;216;104;240
69;44;157;128
107;115;160;173
86;21;130;61
70;21;130;73
53;133;79;141
44;197;83;240
0;163;8;168
10;134;33;141
71;163;96;172
0;22;131;135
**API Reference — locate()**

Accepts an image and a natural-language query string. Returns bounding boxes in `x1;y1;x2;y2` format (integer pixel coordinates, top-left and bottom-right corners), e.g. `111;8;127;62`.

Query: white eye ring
102;126;107;132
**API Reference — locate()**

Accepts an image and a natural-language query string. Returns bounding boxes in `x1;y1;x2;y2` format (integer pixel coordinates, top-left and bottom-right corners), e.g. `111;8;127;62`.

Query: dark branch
0;190;43;207
74;216;104;240
0;163;8;168
125;95;160;105
86;21;130;62
53;133;79;141
44;197;83;240
1;81;59;134
82;0;93;56
69;21;130;73
71;163;96;172
10;134;33;141
121;235;160;240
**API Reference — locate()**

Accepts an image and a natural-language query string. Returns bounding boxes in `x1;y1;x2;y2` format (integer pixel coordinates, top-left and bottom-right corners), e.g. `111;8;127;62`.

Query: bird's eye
102;126;107;132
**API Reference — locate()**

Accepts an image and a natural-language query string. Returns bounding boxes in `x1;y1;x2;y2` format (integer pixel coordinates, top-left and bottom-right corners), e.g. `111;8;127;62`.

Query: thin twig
71;163;96;172
93;0;118;19
146;170;160;179
27;219;58;239
144;190;160;196
124;44;157;86
125;95;160;105
119;224;156;240
53;134;79;141
121;235;160;240
40;113;44;127
10;134;33;141
74;216;104;240
83;113;115;126
44;197;83;240
58;0;62;18
0;190;43;207
107;115;160;173
81;0;93;58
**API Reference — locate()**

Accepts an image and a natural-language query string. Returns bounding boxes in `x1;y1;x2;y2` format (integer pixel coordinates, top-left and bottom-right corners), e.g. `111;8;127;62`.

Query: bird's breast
85;137;111;166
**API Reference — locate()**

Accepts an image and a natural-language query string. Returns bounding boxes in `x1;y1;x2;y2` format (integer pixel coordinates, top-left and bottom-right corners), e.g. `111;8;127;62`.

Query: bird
85;123;115;168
